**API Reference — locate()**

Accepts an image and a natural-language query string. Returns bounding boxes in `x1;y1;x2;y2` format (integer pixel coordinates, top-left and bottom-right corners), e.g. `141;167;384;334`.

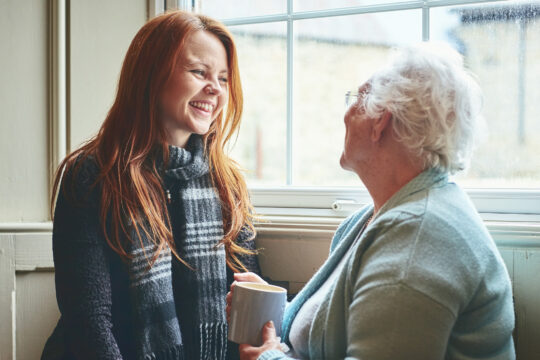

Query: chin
339;154;349;171
190;122;212;136
193;128;210;136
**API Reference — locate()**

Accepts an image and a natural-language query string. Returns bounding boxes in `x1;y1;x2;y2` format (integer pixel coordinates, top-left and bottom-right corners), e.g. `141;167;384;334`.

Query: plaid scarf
127;135;228;360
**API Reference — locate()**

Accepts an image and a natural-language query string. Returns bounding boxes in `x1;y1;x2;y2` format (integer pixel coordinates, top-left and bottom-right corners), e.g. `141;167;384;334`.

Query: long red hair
51;11;255;271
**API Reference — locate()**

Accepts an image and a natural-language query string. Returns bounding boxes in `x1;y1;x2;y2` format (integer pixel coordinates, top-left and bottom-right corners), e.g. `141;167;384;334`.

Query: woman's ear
371;110;392;142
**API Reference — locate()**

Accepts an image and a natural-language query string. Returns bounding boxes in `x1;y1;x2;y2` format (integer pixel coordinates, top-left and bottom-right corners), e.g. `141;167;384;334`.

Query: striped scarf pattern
127;135;228;360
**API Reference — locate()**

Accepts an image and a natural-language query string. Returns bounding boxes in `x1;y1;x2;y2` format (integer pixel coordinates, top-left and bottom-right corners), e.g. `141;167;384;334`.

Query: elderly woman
228;42;515;359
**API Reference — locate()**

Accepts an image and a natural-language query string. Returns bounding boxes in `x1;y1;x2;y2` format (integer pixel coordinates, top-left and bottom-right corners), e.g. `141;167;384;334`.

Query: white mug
228;282;287;346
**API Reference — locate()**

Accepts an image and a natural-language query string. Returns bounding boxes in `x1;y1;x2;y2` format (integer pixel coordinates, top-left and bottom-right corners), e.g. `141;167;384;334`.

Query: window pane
228;23;288;186
294;0;407;12
292;10;422;186
198;0;286;20
431;1;540;188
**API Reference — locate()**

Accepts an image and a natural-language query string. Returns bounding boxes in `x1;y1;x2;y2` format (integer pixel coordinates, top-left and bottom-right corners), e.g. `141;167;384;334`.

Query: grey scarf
127;135;228;360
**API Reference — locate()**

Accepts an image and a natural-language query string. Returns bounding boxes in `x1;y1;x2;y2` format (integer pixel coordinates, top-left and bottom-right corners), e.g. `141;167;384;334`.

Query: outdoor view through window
199;1;540;189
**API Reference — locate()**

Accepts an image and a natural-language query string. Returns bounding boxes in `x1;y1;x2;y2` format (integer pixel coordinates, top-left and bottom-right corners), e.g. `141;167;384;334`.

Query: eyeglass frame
345;86;370;109
345;91;359;109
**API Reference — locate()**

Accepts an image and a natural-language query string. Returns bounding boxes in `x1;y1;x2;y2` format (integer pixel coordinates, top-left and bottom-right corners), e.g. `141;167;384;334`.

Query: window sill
251;187;540;223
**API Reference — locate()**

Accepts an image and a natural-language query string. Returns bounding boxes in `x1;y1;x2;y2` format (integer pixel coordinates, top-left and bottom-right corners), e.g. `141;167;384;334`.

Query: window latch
331;199;359;212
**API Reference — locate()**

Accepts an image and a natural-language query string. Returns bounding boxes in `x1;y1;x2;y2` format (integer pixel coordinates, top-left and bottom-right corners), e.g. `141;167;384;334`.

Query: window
196;0;540;218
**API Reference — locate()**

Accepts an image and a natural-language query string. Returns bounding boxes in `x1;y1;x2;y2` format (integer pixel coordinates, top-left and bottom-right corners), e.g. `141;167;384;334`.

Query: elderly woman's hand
239;321;283;360
226;272;267;321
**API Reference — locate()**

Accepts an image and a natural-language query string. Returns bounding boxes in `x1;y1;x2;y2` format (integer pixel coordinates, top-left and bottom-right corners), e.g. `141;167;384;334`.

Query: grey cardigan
261;168;515;360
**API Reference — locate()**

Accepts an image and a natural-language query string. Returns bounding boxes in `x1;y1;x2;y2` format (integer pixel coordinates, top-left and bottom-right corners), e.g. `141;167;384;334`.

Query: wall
0;0;146;359
69;0;146;148
0;0;49;223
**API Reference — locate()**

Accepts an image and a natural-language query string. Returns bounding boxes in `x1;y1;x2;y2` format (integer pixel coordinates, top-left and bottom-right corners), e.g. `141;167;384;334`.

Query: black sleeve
52;159;123;359
234;225;261;275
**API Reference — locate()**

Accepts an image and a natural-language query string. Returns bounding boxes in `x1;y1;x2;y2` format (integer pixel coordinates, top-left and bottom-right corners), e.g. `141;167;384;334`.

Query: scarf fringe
199;322;228;360
144;344;185;360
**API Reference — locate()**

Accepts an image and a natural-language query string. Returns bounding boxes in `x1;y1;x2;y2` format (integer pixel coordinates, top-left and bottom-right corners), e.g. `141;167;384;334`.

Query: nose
344;107;353;123
205;76;223;95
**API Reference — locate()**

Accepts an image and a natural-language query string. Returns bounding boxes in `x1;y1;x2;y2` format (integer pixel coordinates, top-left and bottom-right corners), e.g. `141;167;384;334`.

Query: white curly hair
361;41;485;174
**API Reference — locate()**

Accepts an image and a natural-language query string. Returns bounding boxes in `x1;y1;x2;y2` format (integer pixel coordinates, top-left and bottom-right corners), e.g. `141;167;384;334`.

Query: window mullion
422;2;430;41
286;0;293;185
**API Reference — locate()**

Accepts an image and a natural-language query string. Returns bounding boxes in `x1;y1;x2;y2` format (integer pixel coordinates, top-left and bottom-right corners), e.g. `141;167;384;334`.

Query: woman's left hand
227;272;267;322
239;321;283;360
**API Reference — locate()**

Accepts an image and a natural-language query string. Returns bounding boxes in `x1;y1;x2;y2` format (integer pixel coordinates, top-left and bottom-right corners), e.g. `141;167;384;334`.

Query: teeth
190;101;214;112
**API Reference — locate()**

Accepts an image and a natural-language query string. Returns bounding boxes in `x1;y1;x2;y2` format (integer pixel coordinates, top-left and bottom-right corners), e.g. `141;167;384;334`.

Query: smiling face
160;30;229;147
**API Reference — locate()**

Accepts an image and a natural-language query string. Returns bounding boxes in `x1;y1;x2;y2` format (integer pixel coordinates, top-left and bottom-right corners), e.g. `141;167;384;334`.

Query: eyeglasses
345;91;360;109
345;87;371;109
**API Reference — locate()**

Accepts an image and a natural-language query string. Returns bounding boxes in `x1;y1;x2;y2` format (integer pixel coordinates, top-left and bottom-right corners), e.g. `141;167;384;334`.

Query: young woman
41;11;259;360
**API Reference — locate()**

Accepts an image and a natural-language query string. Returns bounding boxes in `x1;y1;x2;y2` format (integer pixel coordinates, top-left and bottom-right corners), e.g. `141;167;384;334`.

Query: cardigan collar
375;167;448;221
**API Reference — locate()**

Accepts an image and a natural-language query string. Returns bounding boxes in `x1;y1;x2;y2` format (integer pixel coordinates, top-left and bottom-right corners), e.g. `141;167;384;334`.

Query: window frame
250;187;540;222
203;0;540;220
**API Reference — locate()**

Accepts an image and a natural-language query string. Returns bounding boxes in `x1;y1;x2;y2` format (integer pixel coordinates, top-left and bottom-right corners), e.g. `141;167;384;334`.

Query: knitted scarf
127;135;228;360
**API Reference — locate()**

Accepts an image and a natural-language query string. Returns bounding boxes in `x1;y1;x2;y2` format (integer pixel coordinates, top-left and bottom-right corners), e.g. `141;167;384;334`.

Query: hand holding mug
227;275;287;346
239;321;283;360
226;272;267;321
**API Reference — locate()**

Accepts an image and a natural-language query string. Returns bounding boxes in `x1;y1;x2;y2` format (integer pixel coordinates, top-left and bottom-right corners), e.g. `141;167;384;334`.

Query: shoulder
368;181;494;271
57;153;101;208
64;154;100;185
353;182;502;314
52;154;108;247
374;180;488;247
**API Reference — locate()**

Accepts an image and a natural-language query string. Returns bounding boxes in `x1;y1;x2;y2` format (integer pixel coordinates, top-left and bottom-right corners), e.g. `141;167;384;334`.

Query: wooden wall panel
15;272;59;360
0;234;16;360
513;249;540;359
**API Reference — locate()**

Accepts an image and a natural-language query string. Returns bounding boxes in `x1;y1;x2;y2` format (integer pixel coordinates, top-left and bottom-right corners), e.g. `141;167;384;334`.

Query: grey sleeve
345;218;456;360
346;283;454;360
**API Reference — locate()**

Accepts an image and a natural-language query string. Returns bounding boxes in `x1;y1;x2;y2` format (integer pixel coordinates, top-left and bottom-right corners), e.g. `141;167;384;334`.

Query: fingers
239;344;269;360
228;273;266;300
226;291;232;321
238;322;282;360
261;321;277;343
228;273;267;324
233;272;267;284
238;344;256;360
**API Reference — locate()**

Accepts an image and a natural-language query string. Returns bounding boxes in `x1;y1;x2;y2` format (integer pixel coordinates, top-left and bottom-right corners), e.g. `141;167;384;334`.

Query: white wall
69;0;146;148
0;0;49;222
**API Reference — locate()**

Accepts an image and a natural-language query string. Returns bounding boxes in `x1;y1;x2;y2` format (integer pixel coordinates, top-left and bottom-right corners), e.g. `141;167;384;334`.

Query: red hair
52;11;255;271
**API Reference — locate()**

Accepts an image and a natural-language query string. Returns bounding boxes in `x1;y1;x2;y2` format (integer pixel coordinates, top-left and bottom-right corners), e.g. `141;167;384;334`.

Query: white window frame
149;0;196;16
189;0;540;221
